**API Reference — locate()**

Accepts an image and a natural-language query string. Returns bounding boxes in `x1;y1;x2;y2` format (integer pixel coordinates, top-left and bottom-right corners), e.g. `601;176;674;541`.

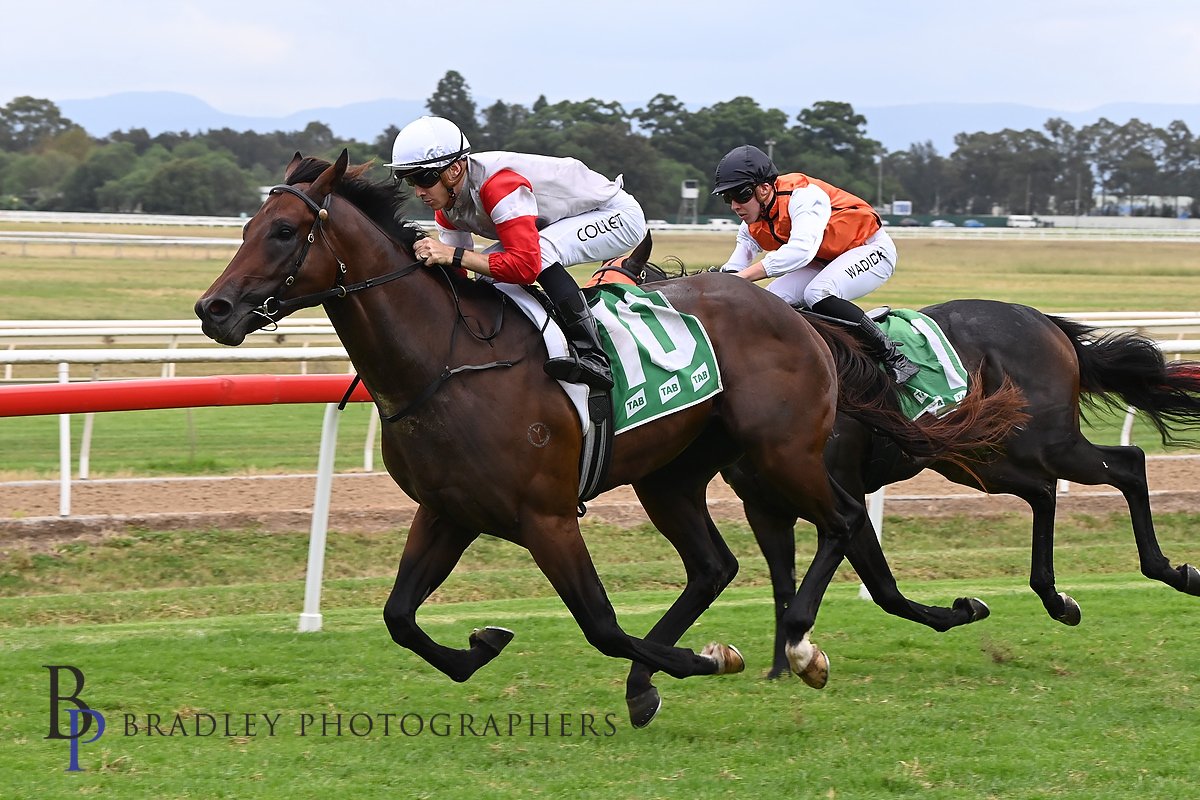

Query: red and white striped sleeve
434;211;473;277
479;168;542;284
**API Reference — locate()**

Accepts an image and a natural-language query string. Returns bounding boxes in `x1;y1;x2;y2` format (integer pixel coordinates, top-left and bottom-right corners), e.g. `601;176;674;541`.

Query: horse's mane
286;157;424;250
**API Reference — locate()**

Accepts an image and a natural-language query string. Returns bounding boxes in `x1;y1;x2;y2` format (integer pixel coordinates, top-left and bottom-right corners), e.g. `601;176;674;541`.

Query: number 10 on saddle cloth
589;285;723;433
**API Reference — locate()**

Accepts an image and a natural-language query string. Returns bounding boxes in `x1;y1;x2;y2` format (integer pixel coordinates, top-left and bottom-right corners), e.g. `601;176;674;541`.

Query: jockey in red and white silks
387;115;646;390
434;151;646;283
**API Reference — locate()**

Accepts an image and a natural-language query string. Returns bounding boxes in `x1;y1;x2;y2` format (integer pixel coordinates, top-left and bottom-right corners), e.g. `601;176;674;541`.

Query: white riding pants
480;189;648;270
766;228;898;307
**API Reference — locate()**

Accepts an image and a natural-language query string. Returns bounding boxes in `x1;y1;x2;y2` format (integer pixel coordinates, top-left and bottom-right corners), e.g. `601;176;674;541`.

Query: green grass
4;501;1200;796
3;582;1198;798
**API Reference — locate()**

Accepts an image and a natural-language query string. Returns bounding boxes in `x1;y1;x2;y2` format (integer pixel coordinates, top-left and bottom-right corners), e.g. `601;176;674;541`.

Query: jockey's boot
855;315;920;385
544;290;614;390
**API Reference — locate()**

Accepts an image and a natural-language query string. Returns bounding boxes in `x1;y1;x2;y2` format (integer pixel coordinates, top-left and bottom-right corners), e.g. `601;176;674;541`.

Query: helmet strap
440;160;466;209
760;182;779;218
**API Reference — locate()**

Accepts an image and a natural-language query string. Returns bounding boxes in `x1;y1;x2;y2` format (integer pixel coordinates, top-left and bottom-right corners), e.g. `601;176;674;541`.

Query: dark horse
724;300;1200;679
195;151;1026;725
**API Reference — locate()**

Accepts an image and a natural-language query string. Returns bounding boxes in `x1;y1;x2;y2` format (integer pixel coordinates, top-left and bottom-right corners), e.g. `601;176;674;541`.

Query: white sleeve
717;223;762;270
761;184;830;278
436;222;476;250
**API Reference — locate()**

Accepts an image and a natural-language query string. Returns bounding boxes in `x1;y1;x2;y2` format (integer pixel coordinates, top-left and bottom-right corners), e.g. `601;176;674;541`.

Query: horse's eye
275;225;296;240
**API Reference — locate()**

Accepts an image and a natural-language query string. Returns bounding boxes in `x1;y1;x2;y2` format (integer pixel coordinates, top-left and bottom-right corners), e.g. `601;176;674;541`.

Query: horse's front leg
382;505;510;682
623;473;743;728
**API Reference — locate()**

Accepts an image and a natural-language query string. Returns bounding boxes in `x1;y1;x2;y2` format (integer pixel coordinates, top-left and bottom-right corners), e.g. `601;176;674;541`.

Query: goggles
395;165;449;189
721;184;756;205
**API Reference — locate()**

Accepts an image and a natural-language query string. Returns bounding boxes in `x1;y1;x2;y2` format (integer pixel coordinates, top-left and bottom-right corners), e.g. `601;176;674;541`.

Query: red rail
0;374;372;417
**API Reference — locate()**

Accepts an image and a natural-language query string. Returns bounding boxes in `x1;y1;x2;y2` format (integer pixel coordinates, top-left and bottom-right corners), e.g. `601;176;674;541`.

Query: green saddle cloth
879;309;969;418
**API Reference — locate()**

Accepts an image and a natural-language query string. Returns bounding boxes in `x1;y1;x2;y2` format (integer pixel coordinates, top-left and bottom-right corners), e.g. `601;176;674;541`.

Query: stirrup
544;355;613;390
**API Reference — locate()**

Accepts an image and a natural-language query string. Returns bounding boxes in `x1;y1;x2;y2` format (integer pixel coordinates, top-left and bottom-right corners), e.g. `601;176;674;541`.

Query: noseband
254;184;422;322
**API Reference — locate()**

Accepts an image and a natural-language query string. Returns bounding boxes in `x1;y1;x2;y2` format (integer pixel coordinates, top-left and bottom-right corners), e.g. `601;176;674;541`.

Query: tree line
2;71;1197;220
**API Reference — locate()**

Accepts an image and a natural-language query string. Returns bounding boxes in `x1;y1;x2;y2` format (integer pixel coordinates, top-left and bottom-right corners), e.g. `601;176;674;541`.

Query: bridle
252;182;518;422
251;184;424;324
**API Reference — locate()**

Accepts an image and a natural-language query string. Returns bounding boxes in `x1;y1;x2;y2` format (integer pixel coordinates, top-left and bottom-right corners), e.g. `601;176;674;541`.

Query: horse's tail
806;318;1029;464
1048;315;1200;445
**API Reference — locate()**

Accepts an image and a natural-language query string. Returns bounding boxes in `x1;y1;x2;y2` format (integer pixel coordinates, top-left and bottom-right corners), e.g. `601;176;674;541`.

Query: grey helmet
711;145;779;195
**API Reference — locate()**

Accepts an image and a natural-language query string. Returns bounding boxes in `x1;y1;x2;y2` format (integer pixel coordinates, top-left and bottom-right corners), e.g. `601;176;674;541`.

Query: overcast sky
5;1;1200;115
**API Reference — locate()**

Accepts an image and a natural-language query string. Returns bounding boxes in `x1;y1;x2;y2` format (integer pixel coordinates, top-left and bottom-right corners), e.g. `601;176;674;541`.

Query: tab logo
45;665;106;772
658;376;681;403
690;363;711;391
624;388;647;417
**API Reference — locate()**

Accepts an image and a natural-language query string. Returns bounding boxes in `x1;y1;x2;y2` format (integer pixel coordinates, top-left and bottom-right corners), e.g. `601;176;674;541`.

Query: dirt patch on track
3;456;1199;546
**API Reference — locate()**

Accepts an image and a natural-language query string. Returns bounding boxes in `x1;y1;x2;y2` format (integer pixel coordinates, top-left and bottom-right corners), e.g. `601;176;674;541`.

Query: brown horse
195;151;1026;726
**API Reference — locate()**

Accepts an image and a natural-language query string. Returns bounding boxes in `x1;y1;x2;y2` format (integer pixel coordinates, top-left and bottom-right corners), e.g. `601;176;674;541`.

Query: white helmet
386;116;471;177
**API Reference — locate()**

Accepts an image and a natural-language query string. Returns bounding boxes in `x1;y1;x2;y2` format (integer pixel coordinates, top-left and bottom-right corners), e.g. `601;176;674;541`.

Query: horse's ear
308;149;349;201
284;152;304;180
627;230;653;267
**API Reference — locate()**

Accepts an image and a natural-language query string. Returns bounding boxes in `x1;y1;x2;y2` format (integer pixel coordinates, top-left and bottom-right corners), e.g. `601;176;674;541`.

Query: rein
260;182;519;421
253;184;425;321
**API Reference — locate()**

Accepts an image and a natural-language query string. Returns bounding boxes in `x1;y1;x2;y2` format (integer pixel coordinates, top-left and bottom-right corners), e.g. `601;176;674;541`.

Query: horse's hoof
782;642;830;690
469;626;515;655
954;596;991;623
786;638;830;689
799;647;830;689
1053;593;1082;626
627;687;662;729
701;642;745;675
1179;564;1200;596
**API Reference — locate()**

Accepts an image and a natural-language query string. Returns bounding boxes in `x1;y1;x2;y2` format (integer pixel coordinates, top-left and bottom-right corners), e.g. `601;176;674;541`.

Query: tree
140;151;259;216
0;96;80;152
0;151;76;208
478;100;529;151
1044;118;1092;216
791;101;881;193
891;142;946;215
59;142;139;210
426;70;479;140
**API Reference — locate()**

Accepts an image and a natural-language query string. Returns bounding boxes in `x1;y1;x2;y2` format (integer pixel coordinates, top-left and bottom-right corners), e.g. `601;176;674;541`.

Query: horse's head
195;149;416;346
584;231;689;288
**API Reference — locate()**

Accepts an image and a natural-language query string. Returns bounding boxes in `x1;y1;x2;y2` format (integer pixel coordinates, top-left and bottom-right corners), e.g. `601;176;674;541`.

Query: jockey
387;115;647;391
712;144;918;384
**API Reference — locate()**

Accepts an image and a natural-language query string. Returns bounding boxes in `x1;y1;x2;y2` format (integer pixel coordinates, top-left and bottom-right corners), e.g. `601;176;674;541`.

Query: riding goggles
395;166;448;189
721;184;756;205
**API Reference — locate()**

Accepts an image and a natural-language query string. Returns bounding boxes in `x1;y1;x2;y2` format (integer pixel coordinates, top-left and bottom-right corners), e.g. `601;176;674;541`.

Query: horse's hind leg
624;470;742;728
520;512;734;682
1063;443;1200;596
382;505;511;682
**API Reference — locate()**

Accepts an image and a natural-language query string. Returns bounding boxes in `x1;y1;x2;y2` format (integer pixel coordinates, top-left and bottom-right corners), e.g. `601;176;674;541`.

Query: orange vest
747;173;881;263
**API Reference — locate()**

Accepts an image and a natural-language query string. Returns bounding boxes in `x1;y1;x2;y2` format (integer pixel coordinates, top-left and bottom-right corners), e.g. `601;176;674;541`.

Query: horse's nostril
203;298;232;319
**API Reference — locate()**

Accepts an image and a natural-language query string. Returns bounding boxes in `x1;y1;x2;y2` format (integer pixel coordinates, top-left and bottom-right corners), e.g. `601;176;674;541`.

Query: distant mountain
58;91;426;143
57;92;1200;156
